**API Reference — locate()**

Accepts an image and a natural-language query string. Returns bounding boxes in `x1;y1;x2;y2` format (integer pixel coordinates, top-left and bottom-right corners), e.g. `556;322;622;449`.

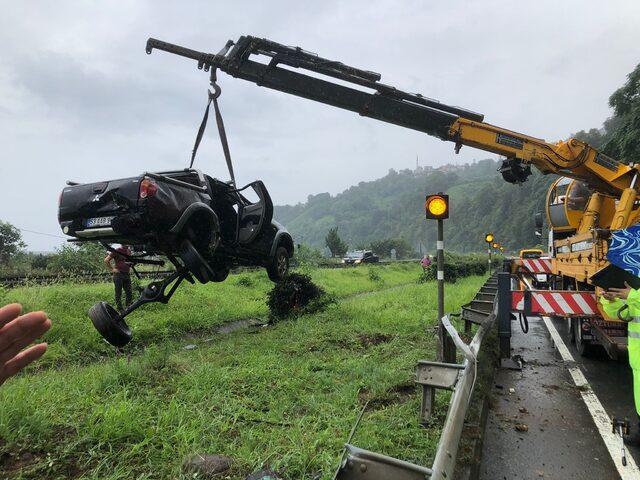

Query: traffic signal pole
484;233;495;275
425;193;455;364
437;219;456;363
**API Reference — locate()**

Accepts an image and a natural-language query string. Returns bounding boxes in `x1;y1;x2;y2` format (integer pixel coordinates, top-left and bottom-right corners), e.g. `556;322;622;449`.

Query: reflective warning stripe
535;293;554;313
551;293;574;315
512;291;598;316
573;294;595;315
521;258;553;274
628;331;640;339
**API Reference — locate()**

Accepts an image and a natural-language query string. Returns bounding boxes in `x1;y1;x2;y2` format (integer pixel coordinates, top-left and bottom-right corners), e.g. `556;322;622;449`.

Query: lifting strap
189;71;236;186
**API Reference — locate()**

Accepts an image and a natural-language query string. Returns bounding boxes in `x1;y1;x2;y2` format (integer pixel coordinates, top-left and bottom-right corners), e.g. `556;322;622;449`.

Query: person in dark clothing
104;245;133;312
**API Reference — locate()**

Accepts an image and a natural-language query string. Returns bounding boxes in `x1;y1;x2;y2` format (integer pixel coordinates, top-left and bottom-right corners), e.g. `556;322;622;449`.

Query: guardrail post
497;272;512;359
420;385;435;423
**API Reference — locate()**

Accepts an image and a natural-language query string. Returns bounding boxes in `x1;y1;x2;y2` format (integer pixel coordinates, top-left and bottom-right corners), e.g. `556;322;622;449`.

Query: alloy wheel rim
278;255;287;275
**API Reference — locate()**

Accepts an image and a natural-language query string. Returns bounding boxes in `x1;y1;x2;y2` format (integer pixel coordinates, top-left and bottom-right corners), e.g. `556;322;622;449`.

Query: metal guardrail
430;307;497;478
336;274;500;480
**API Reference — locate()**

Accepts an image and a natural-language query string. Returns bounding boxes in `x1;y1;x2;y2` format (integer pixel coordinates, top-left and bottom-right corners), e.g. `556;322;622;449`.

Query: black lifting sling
189;70;236;187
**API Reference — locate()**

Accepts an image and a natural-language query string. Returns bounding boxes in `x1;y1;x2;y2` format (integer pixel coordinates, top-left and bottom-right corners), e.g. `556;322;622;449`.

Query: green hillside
275;159;554;254
275;61;640;256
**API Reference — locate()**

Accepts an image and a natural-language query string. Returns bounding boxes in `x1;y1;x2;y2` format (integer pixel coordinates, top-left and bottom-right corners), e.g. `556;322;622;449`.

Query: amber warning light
425;194;449;220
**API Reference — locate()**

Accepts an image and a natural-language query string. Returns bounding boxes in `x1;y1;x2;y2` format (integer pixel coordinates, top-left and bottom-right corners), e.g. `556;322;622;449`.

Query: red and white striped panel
521;258;553;274
512;290;598;317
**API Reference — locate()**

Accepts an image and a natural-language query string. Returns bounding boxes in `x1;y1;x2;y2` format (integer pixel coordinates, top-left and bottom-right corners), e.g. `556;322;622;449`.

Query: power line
15;227;66;240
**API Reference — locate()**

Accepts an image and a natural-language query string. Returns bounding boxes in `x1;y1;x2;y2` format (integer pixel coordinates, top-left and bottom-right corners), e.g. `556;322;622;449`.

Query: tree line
324;227;416;259
0;221;107;276
276;62;640;253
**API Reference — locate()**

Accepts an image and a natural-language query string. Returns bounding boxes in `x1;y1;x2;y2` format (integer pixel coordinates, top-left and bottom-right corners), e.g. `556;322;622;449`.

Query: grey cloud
1;0;639;251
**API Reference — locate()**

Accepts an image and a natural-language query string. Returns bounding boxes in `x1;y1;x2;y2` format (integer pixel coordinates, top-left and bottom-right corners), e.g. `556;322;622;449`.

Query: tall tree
603;63;640;163
369;237;414;259
275;62;640;254
0;221;25;265
325;227;348;257
48;242;106;273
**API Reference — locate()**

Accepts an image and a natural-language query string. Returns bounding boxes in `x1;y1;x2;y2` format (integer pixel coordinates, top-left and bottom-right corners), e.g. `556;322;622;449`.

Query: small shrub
267;273;334;320
368;267;382;283
292;244;324;268
418;254;487;284
418;268;434;283
234;275;254;288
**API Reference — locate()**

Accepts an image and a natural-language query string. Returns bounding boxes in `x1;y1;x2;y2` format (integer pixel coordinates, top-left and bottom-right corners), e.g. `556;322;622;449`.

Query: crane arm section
146;36;637;195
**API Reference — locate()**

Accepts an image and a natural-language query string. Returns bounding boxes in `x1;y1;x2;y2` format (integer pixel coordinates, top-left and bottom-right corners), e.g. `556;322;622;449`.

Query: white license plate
85;216;114;228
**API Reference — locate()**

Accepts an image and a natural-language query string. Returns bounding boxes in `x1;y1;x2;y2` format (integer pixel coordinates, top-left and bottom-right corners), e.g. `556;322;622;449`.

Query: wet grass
0;269;485;479
0;264;419;368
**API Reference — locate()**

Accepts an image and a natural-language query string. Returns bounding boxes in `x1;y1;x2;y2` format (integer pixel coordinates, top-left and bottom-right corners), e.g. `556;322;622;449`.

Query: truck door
236;181;274;245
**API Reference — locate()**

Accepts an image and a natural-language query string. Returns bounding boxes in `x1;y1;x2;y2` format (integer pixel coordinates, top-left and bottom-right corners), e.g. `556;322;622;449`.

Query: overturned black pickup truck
59;168;293;346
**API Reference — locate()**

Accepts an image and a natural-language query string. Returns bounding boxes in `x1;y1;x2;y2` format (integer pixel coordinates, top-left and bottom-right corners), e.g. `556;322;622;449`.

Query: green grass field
0;265;485;479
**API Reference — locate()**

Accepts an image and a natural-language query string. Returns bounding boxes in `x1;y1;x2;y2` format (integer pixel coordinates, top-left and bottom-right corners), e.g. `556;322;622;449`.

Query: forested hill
274;159;554;254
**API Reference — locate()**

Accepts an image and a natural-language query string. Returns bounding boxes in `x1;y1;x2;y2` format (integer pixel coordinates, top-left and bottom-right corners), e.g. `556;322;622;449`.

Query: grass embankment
0;266;485;479
0;264;418;368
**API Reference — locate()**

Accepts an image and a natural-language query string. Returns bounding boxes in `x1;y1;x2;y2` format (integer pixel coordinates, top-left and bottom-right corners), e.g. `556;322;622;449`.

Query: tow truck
143;35;639;360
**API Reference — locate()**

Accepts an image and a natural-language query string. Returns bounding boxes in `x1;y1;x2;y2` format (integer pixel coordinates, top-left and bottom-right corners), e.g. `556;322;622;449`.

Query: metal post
497;272;511;358
488;247;492;274
437;220;456;363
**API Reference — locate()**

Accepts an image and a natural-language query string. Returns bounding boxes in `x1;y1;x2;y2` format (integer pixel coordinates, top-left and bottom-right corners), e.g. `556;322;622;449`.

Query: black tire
211;266;230;283
573;317;594;357
179;240;214;284
88;301;132;347
267;246;290;282
569;318;577;345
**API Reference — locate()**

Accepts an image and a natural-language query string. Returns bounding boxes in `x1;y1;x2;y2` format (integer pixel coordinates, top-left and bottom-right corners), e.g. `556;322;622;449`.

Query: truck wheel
179;240;214;284
211;267;230;282
88;302;132;347
569;318;577;344
267;246;290;282
573;317;594;357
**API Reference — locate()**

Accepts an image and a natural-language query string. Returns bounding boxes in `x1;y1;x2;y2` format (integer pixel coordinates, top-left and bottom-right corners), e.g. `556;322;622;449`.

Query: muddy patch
0;445;87;479
358;333;394;347
360;382;416;409
214;318;265;335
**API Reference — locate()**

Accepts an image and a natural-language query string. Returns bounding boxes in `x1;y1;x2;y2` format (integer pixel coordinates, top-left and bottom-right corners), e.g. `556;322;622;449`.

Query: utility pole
426;193;455;363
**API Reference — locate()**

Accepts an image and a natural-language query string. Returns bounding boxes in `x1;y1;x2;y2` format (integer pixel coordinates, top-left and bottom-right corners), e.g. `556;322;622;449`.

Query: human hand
0;304;51;386
601;291;617;301
111;268;119;274
608;282;633;300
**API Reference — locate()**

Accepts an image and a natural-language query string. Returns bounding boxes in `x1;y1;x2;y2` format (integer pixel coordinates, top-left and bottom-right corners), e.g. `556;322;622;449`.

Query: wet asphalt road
480;317;620;480
550;316;640;466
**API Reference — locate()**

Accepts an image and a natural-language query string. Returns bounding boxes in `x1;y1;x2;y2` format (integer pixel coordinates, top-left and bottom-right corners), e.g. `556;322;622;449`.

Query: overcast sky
1;1;639;251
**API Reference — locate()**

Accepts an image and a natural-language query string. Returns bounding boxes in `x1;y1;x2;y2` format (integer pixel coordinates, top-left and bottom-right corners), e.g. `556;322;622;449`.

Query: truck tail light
139;179;158;199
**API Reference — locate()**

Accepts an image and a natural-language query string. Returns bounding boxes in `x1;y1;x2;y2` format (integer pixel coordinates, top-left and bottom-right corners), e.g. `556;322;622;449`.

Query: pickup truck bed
59;168;293;283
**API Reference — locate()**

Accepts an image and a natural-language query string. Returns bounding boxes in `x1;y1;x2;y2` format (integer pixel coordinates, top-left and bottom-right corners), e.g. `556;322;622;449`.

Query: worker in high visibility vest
602;281;640;445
